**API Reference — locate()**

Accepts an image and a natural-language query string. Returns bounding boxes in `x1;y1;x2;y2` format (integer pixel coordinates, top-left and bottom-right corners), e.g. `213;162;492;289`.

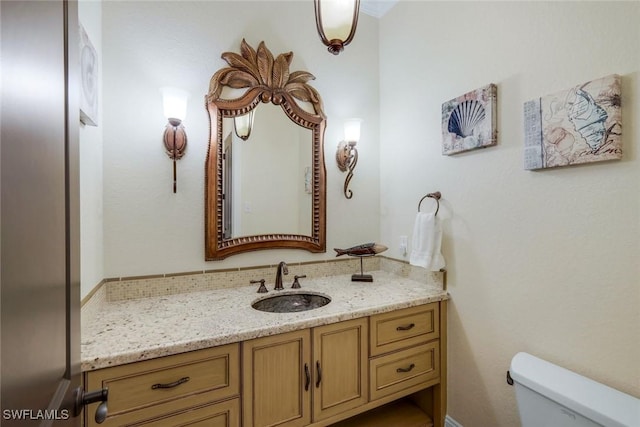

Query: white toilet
510;352;640;427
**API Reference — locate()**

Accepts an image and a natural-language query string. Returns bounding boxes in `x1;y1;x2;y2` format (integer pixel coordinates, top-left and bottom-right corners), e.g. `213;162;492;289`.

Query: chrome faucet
274;261;288;290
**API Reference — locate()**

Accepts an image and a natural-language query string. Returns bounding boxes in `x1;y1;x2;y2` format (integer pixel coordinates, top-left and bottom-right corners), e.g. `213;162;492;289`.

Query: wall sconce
234;110;255;141
336;118;362;199
160;87;189;193
314;0;360;55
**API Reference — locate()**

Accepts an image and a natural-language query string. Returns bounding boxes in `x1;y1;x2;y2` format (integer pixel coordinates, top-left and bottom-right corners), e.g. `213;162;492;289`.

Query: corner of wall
79;1;104;299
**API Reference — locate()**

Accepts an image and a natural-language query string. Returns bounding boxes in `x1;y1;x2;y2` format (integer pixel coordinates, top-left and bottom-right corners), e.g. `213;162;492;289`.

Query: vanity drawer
85;344;239;422
128;397;240;427
369;341;440;401
369;303;439;356
97;396;240;427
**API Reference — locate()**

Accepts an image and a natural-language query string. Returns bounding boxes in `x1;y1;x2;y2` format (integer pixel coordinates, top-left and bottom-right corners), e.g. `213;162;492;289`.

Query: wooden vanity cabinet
82;301;446;427
242;318;368;427
83;343;240;427
325;302;446;427
369;303;440;401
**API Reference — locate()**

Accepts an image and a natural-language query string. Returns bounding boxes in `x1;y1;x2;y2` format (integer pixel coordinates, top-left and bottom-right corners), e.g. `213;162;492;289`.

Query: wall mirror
205;39;327;260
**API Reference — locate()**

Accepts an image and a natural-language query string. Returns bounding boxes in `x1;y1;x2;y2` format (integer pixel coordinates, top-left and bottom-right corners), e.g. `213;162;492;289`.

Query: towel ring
418;191;441;216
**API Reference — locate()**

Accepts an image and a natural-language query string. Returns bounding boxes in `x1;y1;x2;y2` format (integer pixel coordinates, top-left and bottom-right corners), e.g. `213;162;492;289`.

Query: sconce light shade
160;86;189;121
314;0;360;55
336;118;362;199
234;110;255;141
160;87;189;193
343;118;362;142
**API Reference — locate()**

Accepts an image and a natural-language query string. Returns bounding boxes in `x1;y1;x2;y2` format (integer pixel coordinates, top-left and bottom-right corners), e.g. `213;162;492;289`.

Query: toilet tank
510;352;640;427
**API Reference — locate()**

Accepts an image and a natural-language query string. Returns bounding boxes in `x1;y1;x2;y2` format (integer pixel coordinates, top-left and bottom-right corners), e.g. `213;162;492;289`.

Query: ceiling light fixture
314;0;360;55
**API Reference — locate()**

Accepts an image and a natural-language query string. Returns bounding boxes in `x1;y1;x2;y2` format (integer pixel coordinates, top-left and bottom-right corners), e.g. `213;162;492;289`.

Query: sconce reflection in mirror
234;110;255;141
336;119;361;199
314;0;360;55
161;87;189;193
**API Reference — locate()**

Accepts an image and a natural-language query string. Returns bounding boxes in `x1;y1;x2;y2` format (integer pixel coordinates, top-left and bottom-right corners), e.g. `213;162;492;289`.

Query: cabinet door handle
396;363;416;373
396;323;415;331
304;364;311;391
315;361;322;388
151;376;190;390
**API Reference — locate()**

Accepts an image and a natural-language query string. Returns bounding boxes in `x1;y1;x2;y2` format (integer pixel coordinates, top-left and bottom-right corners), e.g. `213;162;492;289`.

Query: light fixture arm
336;140;358;199
343;144;358;199
163;118;187;193
172;126;177;193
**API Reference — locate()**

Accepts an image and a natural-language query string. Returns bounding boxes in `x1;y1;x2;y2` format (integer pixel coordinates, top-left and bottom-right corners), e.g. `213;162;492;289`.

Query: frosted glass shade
314;0;360;54
160;87;189;121
234;110;255;141
318;0;357;41
344;118;362;143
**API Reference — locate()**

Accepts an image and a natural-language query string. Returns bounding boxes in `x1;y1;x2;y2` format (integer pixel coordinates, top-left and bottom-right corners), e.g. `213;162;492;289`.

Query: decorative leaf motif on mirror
205;39;327;260
208;41;323;115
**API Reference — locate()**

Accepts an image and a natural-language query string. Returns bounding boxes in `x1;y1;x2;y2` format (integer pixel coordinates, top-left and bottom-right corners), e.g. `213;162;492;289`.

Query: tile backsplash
84;256;444;304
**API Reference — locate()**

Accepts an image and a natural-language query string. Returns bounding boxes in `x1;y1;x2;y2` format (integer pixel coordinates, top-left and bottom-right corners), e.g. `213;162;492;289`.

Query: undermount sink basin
252;292;331;313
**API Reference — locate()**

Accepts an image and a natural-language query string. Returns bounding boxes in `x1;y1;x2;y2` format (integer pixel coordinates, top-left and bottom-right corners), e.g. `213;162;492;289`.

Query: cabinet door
242;329;311;427
312;317;368;421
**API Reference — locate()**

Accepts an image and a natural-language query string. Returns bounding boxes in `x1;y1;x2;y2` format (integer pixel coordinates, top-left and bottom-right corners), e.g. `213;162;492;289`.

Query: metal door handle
73;386;108;424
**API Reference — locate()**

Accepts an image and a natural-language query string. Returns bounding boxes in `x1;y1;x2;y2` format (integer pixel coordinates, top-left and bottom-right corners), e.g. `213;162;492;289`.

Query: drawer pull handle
396;323;415;331
396;364;416;373
151;376;190;390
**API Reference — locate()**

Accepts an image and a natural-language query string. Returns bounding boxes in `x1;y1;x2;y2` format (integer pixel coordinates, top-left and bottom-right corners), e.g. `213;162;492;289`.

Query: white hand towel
409;212;445;271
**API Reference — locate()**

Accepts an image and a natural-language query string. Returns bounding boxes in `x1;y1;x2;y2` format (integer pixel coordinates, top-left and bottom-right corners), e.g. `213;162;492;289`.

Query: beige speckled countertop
81;270;449;371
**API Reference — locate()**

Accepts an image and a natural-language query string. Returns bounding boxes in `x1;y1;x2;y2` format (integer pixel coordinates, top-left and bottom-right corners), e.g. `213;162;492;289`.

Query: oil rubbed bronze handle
396;323;415;331
304;364;311;391
151;376;190;390
316;361;322;388
396;364;415;373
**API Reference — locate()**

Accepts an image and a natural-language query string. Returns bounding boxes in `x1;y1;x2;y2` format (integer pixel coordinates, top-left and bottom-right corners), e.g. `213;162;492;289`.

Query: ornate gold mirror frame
205;40;327;260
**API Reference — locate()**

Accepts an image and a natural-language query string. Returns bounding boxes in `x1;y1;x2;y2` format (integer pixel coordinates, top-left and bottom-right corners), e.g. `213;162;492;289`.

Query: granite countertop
81;270;449;371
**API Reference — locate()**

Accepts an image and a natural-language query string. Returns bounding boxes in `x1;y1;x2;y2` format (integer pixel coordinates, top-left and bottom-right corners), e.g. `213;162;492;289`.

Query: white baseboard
445;415;463;427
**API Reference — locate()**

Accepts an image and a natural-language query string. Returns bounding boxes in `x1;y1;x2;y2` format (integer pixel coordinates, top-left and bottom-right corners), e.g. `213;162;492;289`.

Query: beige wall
92;3;639;424
79;1;104;298
380;2;639;426
99;1;381;282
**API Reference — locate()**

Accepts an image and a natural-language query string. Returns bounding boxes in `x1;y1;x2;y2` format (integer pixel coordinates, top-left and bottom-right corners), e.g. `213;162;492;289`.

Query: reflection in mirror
233;110;254;141
205;40;326;260
221;103;313;239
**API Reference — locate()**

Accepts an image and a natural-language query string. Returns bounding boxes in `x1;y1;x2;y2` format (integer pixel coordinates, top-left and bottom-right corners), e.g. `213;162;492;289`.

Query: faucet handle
251;279;268;293
291;275;306;289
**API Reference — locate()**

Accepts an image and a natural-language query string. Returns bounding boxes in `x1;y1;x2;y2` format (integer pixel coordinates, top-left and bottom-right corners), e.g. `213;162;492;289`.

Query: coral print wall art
524;74;621;170
442;83;497;155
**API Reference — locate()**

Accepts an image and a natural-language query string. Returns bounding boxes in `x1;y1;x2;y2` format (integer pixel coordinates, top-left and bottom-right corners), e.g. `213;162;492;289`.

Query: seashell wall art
523;74;621;170
441;83;497;155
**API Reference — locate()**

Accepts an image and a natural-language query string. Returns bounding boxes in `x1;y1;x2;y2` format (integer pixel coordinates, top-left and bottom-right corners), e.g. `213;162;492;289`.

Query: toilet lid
510;352;640;427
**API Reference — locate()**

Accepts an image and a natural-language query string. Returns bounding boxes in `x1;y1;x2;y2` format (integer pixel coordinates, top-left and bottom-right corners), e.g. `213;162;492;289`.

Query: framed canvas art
79;23;98;126
523;74;621;170
442;83;497;155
